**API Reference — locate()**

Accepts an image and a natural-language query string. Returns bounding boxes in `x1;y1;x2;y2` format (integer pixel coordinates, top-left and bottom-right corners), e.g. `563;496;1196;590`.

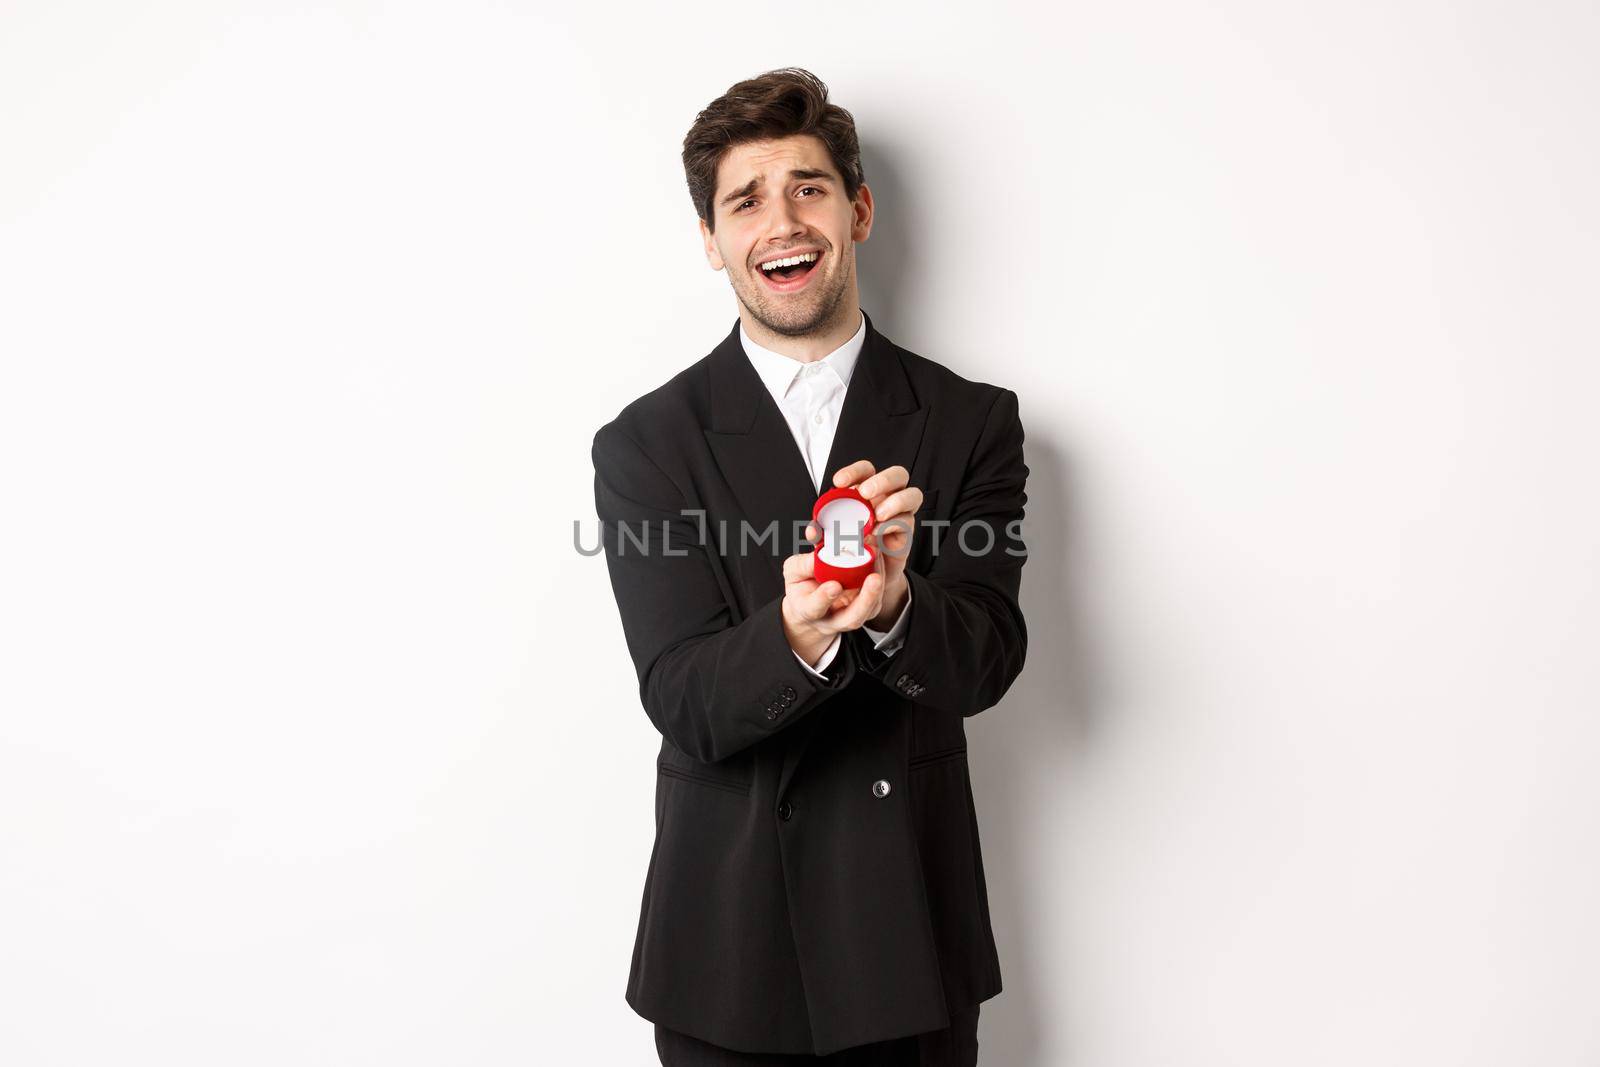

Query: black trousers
654;1003;980;1066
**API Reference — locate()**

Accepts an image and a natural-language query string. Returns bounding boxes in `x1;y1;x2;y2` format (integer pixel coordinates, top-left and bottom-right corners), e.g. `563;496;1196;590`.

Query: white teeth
760;251;820;271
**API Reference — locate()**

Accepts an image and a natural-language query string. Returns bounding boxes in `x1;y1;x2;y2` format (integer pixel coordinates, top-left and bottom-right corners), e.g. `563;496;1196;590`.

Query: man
592;68;1029;1066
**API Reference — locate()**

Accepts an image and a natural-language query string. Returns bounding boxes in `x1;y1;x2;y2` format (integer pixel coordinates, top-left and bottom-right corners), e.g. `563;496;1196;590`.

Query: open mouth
756;249;822;292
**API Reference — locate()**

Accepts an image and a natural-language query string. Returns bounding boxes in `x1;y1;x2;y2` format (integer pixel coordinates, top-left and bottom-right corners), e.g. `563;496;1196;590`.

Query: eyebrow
718;168;836;209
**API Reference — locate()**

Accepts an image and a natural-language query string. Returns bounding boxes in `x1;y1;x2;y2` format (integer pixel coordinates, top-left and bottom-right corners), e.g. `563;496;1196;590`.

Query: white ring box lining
816;496;873;567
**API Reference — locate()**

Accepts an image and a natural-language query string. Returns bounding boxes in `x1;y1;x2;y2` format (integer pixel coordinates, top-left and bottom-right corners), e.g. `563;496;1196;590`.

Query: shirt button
776;801;794;821
813;413;824;424
872;779;891;799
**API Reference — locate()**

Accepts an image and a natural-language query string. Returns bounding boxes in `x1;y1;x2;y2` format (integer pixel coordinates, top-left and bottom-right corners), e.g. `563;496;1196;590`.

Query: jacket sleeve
592;419;856;764
851;388;1029;716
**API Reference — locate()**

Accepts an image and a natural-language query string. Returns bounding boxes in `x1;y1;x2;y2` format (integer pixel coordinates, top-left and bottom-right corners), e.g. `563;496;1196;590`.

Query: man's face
700;134;872;338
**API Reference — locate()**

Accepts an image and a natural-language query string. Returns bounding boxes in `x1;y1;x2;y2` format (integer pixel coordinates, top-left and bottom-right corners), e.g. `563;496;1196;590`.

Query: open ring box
811;485;878;589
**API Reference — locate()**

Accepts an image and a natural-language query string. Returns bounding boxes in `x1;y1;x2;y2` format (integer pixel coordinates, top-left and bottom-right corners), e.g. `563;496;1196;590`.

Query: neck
738;296;862;363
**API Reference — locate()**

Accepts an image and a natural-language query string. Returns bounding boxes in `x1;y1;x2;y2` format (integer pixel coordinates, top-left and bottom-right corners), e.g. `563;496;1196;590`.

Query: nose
762;196;805;246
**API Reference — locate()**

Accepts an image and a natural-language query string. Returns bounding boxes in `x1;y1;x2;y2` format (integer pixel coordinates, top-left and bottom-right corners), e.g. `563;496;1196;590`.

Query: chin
762;306;828;336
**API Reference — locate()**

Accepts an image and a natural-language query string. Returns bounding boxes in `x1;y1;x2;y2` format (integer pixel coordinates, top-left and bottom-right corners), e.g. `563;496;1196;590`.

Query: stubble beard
736;243;853;339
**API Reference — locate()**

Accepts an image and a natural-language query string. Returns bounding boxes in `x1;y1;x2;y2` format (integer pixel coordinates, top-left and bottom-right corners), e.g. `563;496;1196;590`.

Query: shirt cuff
794;633;842;678
861;583;913;657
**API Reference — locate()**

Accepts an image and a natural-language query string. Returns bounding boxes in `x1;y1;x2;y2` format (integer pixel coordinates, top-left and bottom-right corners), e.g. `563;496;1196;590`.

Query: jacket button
781;685;797;700
776;800;794;821
872;779;891;799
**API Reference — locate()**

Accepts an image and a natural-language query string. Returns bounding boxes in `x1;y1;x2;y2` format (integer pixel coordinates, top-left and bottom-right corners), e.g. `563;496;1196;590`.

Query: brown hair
682;68;864;233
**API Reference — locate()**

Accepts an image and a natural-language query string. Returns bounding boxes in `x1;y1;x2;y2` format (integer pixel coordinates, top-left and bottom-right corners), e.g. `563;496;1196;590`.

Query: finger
792;580;842;621
834;573;885;628
875;539;910;564
873;516;914;554
858;464;909;501
804;522;819;544
788;578;822;599
832;459;876;488
782;550;817;585
873;487;924;522
829;573;880;628
818;577;870;618
875;514;915;538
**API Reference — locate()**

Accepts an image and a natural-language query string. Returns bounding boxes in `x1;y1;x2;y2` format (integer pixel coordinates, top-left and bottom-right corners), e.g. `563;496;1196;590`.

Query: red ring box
811;485;878;589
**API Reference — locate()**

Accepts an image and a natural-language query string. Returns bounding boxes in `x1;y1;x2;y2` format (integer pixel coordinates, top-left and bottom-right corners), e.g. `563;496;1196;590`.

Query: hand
779;547;888;668
806;460;922;631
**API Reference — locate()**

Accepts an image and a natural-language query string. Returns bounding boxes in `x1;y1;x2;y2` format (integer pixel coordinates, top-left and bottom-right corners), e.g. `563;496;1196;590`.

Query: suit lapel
704;323;819;598
821;310;930;499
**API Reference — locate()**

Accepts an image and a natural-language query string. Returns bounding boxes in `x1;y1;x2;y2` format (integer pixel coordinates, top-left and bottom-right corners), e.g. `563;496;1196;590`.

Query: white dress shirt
740;310;912;677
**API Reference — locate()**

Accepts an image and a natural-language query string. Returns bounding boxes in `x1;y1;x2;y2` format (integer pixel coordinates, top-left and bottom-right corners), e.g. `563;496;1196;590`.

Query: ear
850;182;874;244
699;217;725;271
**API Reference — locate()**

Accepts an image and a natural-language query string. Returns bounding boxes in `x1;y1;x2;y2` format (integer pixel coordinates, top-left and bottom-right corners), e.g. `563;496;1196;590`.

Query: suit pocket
908;744;968;771
656;759;753;797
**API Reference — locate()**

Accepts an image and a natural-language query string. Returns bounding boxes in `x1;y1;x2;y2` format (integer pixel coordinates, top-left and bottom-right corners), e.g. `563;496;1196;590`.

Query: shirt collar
739;310;866;404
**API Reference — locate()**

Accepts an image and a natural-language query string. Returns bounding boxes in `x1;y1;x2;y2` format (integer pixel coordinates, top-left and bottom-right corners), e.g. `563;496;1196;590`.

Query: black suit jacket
591;309;1028;1055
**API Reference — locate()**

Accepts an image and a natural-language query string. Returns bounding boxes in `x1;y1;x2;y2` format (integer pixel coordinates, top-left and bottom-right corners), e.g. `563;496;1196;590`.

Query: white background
3;2;1597;1064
